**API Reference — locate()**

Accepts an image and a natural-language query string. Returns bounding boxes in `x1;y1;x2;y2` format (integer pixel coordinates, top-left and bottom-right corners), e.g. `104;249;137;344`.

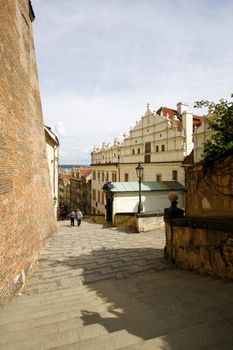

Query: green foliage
194;94;233;168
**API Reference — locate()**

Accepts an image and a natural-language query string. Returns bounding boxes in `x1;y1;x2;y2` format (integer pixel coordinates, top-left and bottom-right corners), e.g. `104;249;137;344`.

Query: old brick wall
185;155;233;217
0;0;56;305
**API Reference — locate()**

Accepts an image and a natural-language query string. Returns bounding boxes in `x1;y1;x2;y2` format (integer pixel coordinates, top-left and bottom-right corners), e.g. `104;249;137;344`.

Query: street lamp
135;162;144;213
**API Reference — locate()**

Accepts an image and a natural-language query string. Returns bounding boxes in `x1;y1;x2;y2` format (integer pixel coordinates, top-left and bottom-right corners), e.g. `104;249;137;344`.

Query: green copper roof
110;181;185;192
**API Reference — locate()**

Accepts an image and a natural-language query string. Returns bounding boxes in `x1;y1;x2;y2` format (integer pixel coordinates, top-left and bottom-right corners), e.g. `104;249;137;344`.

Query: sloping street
0;220;233;350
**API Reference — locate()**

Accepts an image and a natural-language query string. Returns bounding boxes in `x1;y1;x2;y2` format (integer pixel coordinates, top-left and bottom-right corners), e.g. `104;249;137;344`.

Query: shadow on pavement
54;246;233;348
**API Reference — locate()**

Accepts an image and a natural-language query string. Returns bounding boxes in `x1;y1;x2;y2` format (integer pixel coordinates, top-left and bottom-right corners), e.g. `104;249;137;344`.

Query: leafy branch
194;94;233;169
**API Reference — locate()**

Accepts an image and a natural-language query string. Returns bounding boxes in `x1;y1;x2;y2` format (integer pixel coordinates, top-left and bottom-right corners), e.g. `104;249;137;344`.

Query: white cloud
54;121;66;138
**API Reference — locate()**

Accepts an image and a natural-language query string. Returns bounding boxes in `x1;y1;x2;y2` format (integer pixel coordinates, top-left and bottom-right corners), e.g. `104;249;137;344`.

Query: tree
194;94;233;168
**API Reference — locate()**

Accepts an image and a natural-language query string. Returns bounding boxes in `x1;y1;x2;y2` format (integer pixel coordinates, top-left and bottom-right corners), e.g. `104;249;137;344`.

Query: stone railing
114;212;164;233
83;214;105;223
164;192;233;279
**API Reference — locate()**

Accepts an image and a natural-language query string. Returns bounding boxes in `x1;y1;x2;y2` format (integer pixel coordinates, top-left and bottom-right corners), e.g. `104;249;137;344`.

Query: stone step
1;328;142;350
1;300;232;347
121;316;233;350
11;269;227;307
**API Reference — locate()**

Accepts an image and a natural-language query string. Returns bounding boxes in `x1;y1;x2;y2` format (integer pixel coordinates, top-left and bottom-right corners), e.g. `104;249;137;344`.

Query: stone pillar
164;192;184;261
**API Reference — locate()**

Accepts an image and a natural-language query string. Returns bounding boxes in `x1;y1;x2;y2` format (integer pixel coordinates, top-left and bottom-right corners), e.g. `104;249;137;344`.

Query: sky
32;0;233;165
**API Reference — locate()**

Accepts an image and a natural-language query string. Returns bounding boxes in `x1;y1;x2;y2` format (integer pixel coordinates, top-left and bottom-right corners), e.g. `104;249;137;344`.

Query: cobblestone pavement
0;220;233;349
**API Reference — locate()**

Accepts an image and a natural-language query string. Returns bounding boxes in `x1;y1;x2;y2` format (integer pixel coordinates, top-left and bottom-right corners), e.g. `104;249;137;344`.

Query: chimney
182;110;193;156
177;102;188;115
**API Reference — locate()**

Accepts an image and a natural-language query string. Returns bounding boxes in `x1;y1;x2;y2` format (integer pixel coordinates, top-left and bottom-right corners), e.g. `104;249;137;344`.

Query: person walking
76;209;83;227
69;210;76;226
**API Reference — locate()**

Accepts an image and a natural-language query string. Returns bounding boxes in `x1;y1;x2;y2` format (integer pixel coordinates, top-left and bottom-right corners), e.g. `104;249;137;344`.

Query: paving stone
0;220;233;350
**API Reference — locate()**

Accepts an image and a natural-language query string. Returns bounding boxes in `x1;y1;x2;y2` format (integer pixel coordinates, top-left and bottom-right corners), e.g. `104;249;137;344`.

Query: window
138;148;140;154
156;174;162;181
112;172;117;182
106;172;109;181
132;149;135;155
101;192;105;204
145;142;151;153
93;171;96;180
144;155;151;163
102;171;105;181
125;173;129;182
97;191;100;202
161;145;165;151
97;171;100;180
93;189;96;200
172;170;178;181
156;145;159;152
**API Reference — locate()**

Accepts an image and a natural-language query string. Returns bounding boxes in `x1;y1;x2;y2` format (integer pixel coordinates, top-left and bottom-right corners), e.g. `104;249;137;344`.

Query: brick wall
0;0;56;305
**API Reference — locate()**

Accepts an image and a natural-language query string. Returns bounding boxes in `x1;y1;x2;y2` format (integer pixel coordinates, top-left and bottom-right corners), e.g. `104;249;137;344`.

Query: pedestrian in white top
76;209;83;227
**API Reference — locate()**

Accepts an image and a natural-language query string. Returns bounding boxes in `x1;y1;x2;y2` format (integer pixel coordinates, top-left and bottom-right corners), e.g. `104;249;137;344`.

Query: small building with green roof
105;181;185;223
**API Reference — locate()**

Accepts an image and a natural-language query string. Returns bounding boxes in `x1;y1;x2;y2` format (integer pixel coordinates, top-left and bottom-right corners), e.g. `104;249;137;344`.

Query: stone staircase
1;222;233;349
0;269;233;350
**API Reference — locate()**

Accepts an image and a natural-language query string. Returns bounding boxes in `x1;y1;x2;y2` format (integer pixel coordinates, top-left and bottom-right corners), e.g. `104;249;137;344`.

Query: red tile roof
63;174;72;180
182;150;194;165
79;167;92;177
156;107;202;131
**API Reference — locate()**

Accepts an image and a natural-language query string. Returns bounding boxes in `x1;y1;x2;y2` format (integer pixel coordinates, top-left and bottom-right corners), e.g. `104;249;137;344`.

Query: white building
91;102;202;216
107;181;185;223
44;126;59;217
193;116;215;163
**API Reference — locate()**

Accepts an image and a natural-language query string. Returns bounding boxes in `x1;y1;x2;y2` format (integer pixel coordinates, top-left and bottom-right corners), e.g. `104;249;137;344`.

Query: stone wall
114;213;137;231
164;218;233;279
0;1;56;305
137;215;164;232
114;212;164;233
164;156;233;279
84;214;106;223
185;155;233;217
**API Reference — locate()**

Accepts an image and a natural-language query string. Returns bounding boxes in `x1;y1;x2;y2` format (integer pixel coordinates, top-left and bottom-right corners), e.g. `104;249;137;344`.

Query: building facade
91;102;202;215
58;173;71;211
193;116;214;163
44;126;59;217
70;168;92;214
58;168;92;216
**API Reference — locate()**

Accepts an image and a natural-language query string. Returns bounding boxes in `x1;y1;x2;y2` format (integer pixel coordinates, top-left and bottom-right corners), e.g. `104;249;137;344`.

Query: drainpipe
116;162;120;181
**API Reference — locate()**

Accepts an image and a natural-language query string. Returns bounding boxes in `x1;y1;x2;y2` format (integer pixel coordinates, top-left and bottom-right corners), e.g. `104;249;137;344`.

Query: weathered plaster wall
185;155;233;217
0;1;56;305
137;216;164;232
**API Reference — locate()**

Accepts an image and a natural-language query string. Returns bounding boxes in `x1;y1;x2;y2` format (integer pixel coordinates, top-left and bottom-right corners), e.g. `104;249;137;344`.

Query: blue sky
32;0;233;164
